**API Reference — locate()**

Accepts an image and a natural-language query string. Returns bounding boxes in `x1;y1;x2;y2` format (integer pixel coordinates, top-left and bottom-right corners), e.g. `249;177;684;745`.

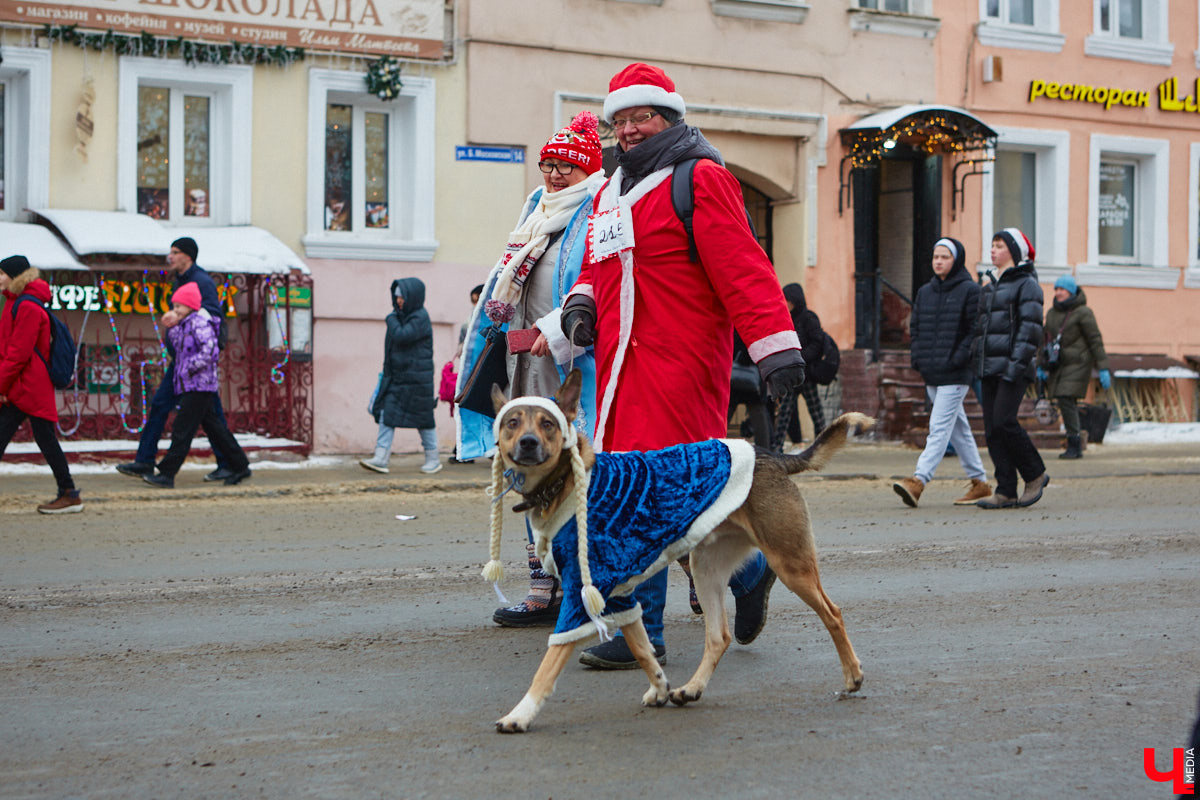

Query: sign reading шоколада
1029;77;1200;116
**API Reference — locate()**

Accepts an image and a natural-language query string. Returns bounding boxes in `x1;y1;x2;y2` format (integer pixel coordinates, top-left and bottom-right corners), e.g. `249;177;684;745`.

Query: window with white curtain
1085;0;1173;64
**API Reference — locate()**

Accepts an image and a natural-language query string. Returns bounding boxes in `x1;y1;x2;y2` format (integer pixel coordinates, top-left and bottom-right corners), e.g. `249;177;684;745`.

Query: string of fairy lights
844;111;996;169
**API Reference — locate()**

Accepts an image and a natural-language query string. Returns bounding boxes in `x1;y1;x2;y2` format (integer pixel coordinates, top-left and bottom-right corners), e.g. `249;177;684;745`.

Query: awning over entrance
0;222;88;271
840;104;997;169
28;209;309;275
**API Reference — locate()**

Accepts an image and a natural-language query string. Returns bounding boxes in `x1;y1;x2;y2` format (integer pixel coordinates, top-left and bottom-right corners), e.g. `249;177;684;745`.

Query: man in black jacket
972;228;1048;509
893;238;991;508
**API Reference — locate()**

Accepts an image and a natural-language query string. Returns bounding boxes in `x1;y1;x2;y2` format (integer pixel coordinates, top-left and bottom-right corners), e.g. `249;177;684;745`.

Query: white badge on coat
587;204;634;263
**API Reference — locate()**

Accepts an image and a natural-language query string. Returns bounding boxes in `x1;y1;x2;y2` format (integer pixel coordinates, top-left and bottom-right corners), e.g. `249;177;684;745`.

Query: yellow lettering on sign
1029;80;1046;102
1045;82;1060;99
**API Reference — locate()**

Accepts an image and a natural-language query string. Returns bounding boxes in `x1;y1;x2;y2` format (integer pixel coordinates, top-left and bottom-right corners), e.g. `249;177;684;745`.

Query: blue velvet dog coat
530;438;756;645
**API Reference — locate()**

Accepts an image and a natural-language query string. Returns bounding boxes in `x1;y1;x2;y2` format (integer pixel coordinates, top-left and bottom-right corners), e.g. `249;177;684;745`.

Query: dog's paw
642;683;670;708
495;715;530;733
668;686;703;707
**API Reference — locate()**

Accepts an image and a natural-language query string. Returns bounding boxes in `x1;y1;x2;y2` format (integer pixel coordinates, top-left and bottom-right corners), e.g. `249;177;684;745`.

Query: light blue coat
455;187;598;461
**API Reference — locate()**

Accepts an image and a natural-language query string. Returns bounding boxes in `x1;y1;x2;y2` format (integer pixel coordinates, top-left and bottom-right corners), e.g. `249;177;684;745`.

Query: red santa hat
994;227;1035;265
540;111;603;175
602;63;687;124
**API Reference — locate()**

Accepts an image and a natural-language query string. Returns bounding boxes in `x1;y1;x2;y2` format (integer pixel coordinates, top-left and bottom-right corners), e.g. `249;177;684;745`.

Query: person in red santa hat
559;62;806;669
972;227;1048;509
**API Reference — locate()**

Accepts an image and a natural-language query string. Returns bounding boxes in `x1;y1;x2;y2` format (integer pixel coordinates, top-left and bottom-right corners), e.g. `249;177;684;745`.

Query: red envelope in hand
506;328;540;354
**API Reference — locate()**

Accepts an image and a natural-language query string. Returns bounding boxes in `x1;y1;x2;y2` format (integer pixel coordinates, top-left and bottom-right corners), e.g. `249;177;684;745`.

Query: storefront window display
1099;160;1136;261
364;112;389;229
137;86;212;221
324;103;353;231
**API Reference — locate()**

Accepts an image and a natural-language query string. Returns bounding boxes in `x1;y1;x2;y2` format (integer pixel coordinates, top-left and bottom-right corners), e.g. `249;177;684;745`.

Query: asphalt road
1;447;1198;799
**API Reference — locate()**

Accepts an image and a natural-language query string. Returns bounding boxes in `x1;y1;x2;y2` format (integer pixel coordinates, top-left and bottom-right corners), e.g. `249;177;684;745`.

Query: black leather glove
560;295;596;347
757;349;806;399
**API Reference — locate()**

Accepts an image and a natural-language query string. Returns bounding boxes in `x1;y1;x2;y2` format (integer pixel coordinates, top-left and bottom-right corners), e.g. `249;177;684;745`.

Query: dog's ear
555;369;582;422
491;383;508;415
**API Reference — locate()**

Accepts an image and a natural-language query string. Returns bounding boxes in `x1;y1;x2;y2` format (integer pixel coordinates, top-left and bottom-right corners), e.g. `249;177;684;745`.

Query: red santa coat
0;279;59;422
568;160;799;452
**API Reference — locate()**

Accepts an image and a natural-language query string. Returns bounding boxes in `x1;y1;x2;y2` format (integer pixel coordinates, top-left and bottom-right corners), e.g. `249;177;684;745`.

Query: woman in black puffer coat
972;228;1047;509
361;277;441;474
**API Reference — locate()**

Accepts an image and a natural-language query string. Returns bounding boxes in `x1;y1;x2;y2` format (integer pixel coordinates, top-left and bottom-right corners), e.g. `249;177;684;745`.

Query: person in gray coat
361;277;441;474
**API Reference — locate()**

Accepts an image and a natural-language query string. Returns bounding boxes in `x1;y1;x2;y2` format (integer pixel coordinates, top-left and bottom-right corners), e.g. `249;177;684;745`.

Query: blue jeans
136;364;231;470
375;421;438;459
618;551;768;648
914;384;987;484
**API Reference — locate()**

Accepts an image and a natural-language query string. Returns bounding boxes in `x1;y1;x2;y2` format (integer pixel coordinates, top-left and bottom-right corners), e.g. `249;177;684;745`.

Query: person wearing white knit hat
558;63;805;669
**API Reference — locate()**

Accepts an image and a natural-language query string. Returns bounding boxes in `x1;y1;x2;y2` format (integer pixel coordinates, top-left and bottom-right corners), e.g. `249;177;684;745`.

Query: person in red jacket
0;255;83;514
560;63;806;668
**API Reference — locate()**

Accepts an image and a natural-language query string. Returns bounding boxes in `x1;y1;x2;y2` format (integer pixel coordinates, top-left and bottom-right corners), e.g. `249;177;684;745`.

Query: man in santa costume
560;62;806;669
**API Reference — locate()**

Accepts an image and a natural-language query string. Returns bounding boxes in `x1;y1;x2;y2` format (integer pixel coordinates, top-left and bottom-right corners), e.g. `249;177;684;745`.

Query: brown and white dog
486;370;870;733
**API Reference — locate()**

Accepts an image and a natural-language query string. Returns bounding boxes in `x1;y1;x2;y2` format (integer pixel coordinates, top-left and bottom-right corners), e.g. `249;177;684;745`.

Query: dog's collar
493;396;578;449
512;458;573;513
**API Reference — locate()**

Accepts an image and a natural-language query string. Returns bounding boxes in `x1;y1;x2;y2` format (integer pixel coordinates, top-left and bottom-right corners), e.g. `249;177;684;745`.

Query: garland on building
364;54;403;100
43;24;305;66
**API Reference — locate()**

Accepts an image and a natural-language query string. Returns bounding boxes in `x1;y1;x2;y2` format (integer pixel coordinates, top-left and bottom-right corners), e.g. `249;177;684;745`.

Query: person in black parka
973;228;1048;509
361;277;441;474
772;283;826;451
892;237;991;508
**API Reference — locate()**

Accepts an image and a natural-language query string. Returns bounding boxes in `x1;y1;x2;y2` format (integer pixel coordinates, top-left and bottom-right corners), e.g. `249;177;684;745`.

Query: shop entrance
841;106;996;355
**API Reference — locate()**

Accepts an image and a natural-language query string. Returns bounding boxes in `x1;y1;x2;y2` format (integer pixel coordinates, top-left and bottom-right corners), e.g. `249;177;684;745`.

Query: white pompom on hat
603;63;687;124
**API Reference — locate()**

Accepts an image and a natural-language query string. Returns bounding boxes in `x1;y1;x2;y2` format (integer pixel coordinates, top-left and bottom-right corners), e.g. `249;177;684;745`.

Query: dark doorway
852;145;942;352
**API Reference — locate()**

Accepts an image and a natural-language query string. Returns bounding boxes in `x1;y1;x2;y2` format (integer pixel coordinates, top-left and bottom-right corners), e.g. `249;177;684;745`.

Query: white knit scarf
490;172;606;310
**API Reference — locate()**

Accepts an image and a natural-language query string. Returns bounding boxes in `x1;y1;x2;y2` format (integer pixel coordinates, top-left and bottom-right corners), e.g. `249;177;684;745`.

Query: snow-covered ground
1099;421;1200;444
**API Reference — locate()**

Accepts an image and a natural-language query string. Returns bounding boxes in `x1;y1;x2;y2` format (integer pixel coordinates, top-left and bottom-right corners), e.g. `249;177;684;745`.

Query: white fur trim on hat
603;86;686;124
492;396;578;449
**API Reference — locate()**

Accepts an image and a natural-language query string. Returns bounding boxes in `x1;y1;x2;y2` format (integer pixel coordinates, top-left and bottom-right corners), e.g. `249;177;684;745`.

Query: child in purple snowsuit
142;282;250;488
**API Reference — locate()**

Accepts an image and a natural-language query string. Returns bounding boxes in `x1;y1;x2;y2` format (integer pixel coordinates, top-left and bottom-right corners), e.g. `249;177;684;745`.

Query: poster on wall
1098;162;1135;259
0;0;445;59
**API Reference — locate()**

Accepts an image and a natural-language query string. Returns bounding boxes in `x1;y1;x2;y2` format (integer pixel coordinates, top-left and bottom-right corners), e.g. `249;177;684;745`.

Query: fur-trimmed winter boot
1059;435;1082;460
359;447;390;474
493;543;561;627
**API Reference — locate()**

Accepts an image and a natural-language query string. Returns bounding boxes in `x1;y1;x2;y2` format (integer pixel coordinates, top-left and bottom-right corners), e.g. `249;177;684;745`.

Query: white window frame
1080;133;1174;289
0;46;51;222
977;0;1065;52
117;57;252;226
712;0;810;24
847;0;939;38
1185;143;1200;287
303;69;437;262
1084;0;1173;65
980;128;1071;283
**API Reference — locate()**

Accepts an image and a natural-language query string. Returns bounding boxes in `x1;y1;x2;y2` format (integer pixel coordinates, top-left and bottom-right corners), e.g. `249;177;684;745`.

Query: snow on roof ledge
32;209;172;256
0;222;88;271
29;209;309;275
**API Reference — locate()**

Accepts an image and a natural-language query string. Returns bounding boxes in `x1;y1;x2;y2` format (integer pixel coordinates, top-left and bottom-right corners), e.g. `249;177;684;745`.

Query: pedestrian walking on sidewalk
142;283;250;489
0;255;84;513
1037;275;1110;460
115;237;242;484
892;237;991;508
361;277;441;475
973;228;1048;509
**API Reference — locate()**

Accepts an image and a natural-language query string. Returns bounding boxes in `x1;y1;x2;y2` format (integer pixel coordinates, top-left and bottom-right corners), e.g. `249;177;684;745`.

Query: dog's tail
779;412;875;475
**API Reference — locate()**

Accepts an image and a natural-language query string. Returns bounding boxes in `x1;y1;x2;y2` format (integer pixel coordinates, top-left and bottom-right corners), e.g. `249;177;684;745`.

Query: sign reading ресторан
1029;77;1200;117
0;0;444;59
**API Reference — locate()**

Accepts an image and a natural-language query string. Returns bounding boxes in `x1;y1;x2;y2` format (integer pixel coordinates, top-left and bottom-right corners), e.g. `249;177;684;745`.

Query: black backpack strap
671;158;701;263
671;157;759;263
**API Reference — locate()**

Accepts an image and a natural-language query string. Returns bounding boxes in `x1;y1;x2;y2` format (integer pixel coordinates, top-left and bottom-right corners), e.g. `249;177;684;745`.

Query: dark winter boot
492;543;561;627
1059;435;1082;460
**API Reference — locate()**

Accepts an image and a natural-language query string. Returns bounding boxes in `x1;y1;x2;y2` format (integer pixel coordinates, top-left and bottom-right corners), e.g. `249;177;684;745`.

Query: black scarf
615;123;724;195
